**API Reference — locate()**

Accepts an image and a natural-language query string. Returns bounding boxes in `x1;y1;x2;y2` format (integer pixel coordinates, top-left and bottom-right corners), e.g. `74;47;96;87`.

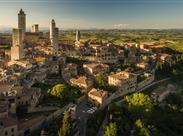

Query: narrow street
76;99;90;136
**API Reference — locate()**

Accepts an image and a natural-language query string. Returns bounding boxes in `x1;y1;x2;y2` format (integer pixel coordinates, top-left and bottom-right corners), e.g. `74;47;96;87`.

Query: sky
0;0;183;29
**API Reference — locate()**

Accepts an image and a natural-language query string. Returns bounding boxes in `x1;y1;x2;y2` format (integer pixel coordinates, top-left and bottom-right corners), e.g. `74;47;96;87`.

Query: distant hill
0;26;50;33
0;26;12;33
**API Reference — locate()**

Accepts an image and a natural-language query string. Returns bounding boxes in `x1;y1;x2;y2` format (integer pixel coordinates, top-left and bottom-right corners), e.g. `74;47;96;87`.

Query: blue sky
0;0;183;29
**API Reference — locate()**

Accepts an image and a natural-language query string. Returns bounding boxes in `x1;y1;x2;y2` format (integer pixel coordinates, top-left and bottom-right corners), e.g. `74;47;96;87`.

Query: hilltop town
0;9;183;136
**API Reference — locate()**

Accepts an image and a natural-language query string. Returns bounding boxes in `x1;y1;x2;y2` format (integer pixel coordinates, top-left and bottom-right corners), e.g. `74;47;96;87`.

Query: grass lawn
166;43;183;53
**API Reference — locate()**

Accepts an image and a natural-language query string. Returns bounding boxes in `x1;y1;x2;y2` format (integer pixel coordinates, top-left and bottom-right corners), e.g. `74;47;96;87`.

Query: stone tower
50;19;56;40
76;30;80;41
11;28;24;61
31;24;39;33
18;9;26;33
50;19;59;52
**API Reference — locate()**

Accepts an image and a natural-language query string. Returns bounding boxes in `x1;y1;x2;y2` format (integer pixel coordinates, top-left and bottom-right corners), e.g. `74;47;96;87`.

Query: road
76;99;91;136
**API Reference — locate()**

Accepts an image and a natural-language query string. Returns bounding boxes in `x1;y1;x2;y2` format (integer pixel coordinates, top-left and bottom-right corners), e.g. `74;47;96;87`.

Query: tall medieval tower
50;19;59;53
18;9;26;33
10;9;25;61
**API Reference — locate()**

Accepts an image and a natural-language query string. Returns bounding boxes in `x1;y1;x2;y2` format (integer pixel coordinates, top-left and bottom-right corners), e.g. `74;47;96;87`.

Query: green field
60;29;183;46
166;43;183;52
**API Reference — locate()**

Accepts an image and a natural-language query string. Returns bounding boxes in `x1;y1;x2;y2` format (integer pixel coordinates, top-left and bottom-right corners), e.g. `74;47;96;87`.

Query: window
5;131;8;136
11;128;14;132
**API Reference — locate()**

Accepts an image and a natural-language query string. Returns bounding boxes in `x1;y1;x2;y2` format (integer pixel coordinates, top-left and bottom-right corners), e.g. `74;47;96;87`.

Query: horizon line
1;27;183;33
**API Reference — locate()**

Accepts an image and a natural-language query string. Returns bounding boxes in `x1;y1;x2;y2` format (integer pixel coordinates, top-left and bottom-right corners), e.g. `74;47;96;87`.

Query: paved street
76;99;91;136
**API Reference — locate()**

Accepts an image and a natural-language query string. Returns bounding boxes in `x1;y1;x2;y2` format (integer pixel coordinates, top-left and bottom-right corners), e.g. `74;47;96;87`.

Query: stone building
108;71;137;93
31;24;39;33
151;84;176;103
88;88;108;106
83;63;109;75
11;28;24;61
76;30;80;41
70;76;93;89
0;116;18;136
50;19;59;52
89;44;118;64
18;9;26;33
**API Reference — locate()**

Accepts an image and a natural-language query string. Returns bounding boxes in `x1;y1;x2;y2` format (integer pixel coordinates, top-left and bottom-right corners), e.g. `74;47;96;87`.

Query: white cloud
112;23;129;29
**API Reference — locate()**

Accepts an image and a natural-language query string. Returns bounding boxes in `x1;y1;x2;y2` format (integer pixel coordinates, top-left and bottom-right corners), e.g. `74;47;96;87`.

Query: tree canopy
58;111;71;136
48;84;67;98
125;93;154;117
135;119;151;136
105;123;117;136
95;73;105;87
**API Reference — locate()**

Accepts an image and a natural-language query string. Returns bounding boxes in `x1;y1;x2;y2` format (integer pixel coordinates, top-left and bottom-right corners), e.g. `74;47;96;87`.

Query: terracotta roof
109;71;136;80
70;76;88;85
88;88;108;98
35;57;45;62
83;63;108;69
149;45;164;48
0;84;12;92
137;62;148;67
12;86;24;92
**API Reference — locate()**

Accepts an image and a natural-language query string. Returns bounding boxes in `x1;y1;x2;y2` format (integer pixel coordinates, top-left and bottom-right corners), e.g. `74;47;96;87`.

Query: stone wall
137;74;155;90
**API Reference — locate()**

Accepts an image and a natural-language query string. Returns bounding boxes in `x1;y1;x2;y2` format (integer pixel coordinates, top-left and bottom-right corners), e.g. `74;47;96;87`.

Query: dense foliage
47;83;83;106
48;84;67;98
86;109;105;136
58;111;71;136
125;93;154;118
104;123;117;136
103;92;183;136
95;73;105;88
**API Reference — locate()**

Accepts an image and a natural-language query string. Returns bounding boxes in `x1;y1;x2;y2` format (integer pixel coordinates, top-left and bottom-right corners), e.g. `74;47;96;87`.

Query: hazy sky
0;0;183;29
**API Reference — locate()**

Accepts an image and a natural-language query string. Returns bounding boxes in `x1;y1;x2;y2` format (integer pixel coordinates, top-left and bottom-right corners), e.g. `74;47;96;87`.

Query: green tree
48;84;68;99
58;111;71;136
105;123;117;136
135;119;151;136
40;130;49;136
172;69;177;76
125;93;154;117
135;119;158;136
95;73;105;87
